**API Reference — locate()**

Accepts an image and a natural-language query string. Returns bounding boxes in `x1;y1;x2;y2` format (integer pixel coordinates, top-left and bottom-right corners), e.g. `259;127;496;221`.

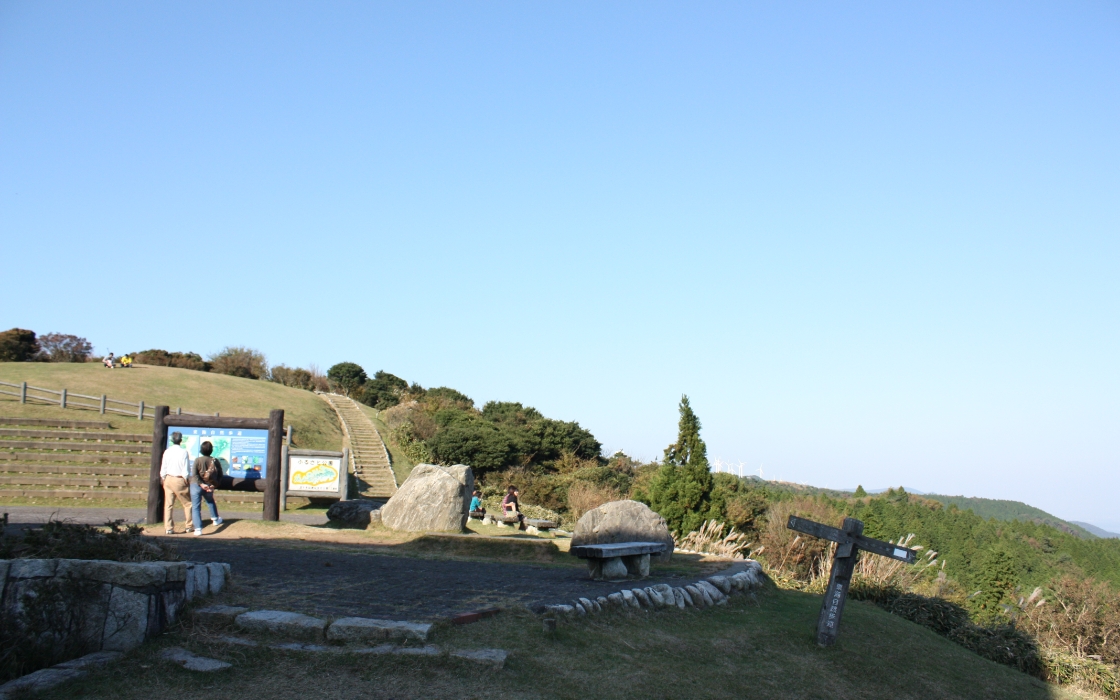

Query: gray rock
697;580;725;603
392;645;442;657
707;575;732;595
54;651;123;670
632;588;652;608
352;644;397;654
193;605;248;626
327;617;431;642
672;587;687;609
578;597;596;614
600;557;629;580
653;584;675;604
159;647;231;672
9;558;59;578
101;586;150;651
571;500;674;562
0;666;85;695
207;562;230;594
677;587;693;607
235;610;327;640
573;602;586;616
185;563;209;600
606;592;624;608
218;636;259;647
595;596;609;610
644;587;665;607
525;525;540;535
620;589;640;610
327;500;381;528
271;642;333;652
450;648;508;669
380;464;473;532
685;585;707;607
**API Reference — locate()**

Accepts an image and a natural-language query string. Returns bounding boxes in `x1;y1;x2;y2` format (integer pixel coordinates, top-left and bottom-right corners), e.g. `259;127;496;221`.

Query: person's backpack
201;457;223;487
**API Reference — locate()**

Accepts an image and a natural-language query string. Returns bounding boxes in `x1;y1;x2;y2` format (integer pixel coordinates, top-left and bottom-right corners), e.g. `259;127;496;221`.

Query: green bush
37;333;92;362
132;349;210;371
209;346;268;379
327;362;367;396
271;364;316;390
0;328;39;361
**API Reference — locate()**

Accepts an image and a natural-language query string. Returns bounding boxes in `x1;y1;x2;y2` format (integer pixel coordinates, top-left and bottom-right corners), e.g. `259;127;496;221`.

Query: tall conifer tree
647;395;714;535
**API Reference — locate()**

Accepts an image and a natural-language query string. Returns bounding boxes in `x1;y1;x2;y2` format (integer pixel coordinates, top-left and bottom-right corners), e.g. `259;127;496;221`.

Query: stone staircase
0;416;263;503
320;394;397;499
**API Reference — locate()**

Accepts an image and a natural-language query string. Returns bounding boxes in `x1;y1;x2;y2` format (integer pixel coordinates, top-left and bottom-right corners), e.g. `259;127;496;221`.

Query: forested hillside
923;494;1094;540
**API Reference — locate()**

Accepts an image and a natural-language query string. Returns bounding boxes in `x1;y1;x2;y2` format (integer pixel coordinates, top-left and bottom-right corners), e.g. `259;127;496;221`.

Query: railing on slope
0;380;210;421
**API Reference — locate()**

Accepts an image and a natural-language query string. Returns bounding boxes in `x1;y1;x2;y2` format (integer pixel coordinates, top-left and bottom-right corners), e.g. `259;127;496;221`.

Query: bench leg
587;557;629;581
621;553;650;578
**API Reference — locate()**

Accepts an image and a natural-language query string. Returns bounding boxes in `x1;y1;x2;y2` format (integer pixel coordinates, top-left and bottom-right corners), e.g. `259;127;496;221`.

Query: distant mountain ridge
923;494;1095;539
1070;521;1120;539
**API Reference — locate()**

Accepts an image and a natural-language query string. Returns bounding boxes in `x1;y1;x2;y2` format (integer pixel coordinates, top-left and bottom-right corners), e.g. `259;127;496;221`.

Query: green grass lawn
37;588;1098;700
0;362;343;451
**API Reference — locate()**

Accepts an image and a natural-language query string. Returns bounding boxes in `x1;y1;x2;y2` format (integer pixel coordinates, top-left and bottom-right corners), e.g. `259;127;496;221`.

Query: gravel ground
0;505;327;532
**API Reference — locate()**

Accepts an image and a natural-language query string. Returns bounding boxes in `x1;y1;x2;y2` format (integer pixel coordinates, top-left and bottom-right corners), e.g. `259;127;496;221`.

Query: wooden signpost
786;515;917;646
147;406;285;524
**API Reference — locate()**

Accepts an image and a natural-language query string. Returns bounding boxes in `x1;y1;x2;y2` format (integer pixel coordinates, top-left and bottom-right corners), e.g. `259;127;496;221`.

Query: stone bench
525;518;556;530
569;541;667;580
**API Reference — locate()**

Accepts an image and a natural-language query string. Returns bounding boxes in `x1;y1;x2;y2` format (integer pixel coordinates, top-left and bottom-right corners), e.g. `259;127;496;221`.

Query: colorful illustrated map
288;456;341;492
168;426;269;480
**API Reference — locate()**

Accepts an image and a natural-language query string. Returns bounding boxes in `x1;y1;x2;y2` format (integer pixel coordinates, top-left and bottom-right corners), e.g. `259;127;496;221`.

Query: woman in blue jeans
190;441;223;536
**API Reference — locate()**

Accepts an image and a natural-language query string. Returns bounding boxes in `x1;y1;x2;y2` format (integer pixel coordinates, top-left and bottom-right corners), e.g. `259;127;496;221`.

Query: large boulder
380;464;474;532
326;500;381;528
571;500;674;562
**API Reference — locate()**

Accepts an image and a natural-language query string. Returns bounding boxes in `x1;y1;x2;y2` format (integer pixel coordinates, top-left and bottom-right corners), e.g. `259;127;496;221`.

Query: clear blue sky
2;2;1117;530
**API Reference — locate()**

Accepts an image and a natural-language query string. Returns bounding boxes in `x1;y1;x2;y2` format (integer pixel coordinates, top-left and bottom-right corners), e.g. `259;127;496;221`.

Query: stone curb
537;560;768;623
215;636;508;668
0;651;122;699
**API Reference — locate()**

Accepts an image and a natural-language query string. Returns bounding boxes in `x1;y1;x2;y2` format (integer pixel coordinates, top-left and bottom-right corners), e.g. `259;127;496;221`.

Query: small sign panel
893;547;908;559
169;426;269;480
287;456;342;493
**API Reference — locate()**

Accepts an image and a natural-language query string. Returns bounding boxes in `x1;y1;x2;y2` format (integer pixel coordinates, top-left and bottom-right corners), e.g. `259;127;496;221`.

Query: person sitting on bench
502;485;526;529
469;489;485;517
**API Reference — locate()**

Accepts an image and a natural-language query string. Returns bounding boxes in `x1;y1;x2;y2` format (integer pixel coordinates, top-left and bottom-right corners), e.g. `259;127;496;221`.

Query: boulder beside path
380;464;474;532
571;500;674;562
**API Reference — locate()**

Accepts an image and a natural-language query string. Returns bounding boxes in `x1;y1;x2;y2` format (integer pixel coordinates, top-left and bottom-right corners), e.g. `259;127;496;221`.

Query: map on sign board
169;426;269;480
288;456;341;493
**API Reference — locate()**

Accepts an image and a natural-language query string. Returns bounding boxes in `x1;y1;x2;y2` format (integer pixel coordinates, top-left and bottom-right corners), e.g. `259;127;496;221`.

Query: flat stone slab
193;605;249;626
0;667;85;696
54;651;124;670
392;645;442;657
235;610;327;640
159;647;232;672
326;616;432;642
450;648;508;669
524;519;556;530
570;542;668;559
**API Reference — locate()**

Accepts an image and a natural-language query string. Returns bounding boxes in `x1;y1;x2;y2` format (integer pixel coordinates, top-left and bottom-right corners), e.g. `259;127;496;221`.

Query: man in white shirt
160;431;194;534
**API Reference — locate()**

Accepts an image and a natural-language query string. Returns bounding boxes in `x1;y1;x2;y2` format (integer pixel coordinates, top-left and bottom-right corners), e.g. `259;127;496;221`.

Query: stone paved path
1;505;326;532
172;537;734;622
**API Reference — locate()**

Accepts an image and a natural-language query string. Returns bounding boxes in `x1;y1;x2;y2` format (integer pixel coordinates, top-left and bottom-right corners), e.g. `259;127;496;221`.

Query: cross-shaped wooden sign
786;515;917;646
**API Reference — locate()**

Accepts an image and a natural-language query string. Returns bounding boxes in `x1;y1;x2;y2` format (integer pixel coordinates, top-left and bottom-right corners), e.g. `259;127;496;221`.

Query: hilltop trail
320;393;397;498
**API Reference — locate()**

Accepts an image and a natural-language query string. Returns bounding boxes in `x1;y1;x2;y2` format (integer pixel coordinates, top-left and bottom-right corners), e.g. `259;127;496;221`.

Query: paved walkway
1;505;326;532
2;505;745;624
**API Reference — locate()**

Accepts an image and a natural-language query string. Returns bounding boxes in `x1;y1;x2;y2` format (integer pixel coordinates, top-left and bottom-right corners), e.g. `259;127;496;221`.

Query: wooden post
138;400;144;420
279;442;289;514
147;406;170;525
60;388;67;409
262;408;284;521
20;382;26;404
341;447;350;501
100;395;106;414
816;517;863;646
176;407;181;415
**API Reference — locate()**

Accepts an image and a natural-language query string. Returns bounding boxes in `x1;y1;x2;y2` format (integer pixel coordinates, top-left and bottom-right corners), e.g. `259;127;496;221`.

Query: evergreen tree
647;395;714;535
854;485;868;498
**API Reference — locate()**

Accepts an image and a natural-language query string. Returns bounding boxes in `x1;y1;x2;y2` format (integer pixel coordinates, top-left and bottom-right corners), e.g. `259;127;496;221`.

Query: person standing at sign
190;440;224;536
159;431;193;534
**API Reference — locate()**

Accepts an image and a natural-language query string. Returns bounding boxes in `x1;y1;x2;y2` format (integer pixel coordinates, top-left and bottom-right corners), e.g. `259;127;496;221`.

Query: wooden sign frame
147;406;284;524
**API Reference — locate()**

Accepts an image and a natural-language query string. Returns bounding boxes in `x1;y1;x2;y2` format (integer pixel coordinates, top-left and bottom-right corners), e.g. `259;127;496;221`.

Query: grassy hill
0;362;342;451
923;494;1095;539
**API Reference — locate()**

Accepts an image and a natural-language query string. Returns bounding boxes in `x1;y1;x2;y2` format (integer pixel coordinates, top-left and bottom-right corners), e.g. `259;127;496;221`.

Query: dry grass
0;362;343;450
674;519;753;559
566;481;621;521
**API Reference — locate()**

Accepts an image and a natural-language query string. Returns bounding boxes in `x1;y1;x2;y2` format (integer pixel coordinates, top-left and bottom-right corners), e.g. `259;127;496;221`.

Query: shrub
327;362;367;396
131;349;210;371
0;328;39;361
12;519;178;562
271;365;316;390
567;480;621;521
209;346;268;379
360;371;409;409
36;333;92;362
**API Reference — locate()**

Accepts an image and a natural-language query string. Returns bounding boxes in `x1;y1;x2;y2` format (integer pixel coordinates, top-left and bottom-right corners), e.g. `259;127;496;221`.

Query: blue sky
2;2;1118;530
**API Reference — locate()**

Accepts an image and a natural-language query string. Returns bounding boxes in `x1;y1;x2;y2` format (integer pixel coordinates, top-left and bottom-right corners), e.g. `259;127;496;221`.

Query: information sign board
287;455;342;493
167;426;270;480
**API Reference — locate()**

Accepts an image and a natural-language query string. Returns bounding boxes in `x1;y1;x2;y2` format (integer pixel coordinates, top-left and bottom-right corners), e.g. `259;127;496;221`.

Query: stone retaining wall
0;558;230;653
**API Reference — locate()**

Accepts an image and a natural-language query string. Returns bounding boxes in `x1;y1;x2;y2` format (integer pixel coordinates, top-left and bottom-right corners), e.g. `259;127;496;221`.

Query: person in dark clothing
190;440;224;535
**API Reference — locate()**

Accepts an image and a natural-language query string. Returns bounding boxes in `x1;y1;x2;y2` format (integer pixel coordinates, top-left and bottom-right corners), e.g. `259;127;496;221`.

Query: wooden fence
0;380;211;421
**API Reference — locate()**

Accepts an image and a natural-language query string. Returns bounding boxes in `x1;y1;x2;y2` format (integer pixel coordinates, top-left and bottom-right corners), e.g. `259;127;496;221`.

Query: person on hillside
159;431;193;534
469;489;485;517
502;485;526;529
120;354;132;368
190;440;224;536
103;352;115;369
